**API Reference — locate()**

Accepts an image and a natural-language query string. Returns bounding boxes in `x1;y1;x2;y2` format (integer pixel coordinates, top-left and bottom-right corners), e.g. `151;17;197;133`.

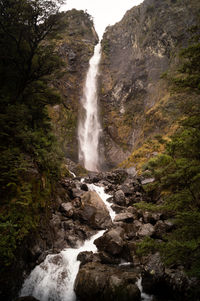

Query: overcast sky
61;0;144;38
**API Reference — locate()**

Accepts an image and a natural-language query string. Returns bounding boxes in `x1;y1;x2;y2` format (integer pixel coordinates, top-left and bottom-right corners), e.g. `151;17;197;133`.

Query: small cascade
20;183;115;301
78;43;102;172
137;277;153;301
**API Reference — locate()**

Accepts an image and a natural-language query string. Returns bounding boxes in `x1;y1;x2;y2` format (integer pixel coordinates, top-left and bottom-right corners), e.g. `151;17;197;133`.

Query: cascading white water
20;184;115;301
137;278;153;301
78;43;102;172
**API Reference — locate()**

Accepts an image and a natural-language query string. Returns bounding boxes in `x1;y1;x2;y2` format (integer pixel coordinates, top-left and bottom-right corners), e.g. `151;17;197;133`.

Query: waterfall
19;183;115;301
78;43;102;172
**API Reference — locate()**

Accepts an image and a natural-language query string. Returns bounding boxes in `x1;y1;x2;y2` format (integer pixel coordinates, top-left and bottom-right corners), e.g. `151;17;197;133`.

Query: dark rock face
141;252;197;300
100;0;200;166
75;262;141;301
78;191;112;229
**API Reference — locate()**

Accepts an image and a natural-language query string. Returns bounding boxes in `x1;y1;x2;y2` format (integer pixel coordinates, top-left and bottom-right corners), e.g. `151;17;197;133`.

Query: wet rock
77;251;100;266
94;227;125;256
66;234;81;248
99;251;120;264
78;191;112;229
75;262;140;301
36;250;54;265
80;183;88;191
60;202;74;217
114;212;134;223
113;190;126;206
137;223;155;237
53;228;67;250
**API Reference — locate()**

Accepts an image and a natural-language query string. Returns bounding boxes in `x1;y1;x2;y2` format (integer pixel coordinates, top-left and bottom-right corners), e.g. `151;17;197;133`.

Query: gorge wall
99;0;200;168
49;9;98;162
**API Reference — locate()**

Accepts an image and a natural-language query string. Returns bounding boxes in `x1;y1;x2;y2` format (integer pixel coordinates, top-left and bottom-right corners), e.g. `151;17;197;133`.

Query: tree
0;0;64;97
137;25;200;278
0;0;65;266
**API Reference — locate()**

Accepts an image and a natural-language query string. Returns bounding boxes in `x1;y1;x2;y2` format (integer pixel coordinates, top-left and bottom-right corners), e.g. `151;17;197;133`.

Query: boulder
120;184;134;196
114;212;134;223
60;202;74;217
99;251;120;264
77;251;100;266
137;223;155;237
113;190;126;206
111;204;126;213
94;227;125;256
75;262;141;301
78;191;112;229
80;183;88;191
123;223;137;240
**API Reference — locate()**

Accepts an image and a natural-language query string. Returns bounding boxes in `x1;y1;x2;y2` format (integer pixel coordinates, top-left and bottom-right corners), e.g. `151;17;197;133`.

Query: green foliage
172;25;200;92
137;30;200;277
102;39;110;55
136;237;158;256
0;0;64;267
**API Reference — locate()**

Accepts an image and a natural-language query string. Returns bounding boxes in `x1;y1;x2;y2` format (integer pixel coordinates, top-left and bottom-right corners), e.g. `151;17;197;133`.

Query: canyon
1;0;200;300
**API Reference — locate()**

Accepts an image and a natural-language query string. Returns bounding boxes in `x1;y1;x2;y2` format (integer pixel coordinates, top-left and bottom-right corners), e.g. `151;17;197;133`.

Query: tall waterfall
78;43;102;172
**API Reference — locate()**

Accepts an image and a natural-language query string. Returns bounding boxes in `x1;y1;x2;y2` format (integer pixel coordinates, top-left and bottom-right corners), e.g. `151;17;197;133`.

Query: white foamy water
20;183;115;301
137;278;153;301
87;183;116;221
78;43;102;172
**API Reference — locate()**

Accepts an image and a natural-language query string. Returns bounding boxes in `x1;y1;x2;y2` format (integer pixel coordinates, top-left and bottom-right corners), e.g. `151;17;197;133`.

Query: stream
20;182;152;301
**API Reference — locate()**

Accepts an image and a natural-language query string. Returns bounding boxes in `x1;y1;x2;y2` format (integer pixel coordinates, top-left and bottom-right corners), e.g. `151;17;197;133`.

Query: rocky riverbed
14;169;199;301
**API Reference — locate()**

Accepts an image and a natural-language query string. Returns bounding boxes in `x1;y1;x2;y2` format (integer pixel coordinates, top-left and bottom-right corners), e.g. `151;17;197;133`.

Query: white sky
61;0;144;39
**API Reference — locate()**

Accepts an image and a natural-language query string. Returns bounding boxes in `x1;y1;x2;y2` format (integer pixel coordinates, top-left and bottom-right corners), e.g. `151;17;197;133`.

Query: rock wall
49;9;98;161
99;0;200;167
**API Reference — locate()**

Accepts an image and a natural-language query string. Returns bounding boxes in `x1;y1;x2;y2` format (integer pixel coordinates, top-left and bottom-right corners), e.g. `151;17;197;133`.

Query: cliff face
49;9;98;161
100;0;200;168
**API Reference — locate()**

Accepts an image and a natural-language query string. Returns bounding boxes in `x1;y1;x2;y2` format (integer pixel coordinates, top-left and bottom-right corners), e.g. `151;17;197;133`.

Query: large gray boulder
75;262;141;301
94;227;125;256
78;191;112;229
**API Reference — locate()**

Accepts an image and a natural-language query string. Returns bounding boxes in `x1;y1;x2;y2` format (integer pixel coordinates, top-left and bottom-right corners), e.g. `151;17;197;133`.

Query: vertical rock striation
99;0;200;167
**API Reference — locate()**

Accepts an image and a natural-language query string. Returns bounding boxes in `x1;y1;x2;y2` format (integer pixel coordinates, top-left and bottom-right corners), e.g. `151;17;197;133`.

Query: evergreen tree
137;24;200;278
0;0;64;266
